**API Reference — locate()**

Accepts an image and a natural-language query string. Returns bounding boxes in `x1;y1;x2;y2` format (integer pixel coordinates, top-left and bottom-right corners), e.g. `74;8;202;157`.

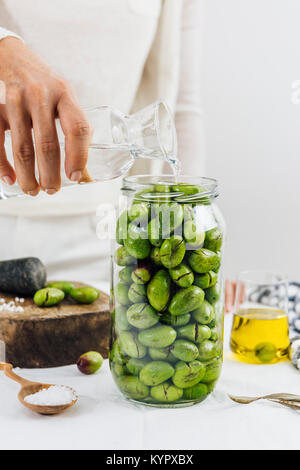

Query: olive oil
230;308;290;364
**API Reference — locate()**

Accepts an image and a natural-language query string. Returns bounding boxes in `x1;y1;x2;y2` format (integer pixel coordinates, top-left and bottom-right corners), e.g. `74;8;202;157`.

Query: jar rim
237;270;288;286
122;175;219;202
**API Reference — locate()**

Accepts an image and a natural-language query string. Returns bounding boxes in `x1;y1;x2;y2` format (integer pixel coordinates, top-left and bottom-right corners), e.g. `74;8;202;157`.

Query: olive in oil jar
230;308;290;364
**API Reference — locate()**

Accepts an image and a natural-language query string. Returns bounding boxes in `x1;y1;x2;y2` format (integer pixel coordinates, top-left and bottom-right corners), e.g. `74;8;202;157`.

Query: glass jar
110;175;225;407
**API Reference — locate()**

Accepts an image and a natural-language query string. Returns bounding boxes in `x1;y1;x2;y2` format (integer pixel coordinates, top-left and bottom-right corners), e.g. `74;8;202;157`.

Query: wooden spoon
0;362;78;415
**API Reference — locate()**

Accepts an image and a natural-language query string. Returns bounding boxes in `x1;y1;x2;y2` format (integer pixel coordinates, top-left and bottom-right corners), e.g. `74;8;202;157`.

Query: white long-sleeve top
0;0;205;216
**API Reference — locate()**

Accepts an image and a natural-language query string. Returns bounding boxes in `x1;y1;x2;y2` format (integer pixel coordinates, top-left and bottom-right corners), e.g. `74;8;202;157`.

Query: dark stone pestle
0;257;47;296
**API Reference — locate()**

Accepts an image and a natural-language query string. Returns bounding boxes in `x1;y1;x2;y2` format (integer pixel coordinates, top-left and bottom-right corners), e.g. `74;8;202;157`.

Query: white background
203;0;300;279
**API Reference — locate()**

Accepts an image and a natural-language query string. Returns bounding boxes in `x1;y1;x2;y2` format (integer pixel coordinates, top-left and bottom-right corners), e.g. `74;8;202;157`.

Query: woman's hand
0;37;90;196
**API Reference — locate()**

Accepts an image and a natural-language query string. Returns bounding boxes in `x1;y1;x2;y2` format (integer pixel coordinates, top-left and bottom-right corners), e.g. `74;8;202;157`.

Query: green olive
150;383;183;403
148;346;177;363
126;303;159;329
112;363;128;377
116;210;128;245
210;326;219;342
46;281;74;295
115;305;132;331
147;269;171;311
188;248;220;274
119;266;134;284
131;264;151;284
201;358;222;383
115;246;136;266
128;283;147;303
128;203;149;222
194;271;218;289
115;282;130;305
184;220;205;249
192;300;215;324
124;223;151;260
172;360;206;389
160;236;186;269
183;204;194;221
126;358;148;376
118;376;149;400
198;340;220;362
160;312;191;327
254;342;277;363
119;331;147;359
34;287;65;307
138;325;177;349
204;227;223;252
168;263;194;288
139;361;175;386
177;323;211;344
155;203;184;237
172;339;199;362
168;285;205;316
212;253;221;273
148;218;162;247
109;339;127;365
77;351;103;375
70;286;100;304
205;283;221;304
149;247;162;266
183;383;208;400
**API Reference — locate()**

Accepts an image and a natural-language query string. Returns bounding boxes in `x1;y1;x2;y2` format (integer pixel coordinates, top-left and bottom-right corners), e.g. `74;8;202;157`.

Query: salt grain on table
24;386;77;406
0;297;24;313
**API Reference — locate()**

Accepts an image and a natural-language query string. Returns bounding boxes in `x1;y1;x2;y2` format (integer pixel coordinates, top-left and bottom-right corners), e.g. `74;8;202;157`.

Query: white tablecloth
0;313;299;450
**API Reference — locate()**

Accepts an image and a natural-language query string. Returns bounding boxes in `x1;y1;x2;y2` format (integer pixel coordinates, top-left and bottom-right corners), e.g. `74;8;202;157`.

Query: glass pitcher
0;100;178;199
110;175;225;407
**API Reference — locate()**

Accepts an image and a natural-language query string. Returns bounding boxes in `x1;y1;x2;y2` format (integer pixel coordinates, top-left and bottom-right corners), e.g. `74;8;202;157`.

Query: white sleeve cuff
0;27;23;43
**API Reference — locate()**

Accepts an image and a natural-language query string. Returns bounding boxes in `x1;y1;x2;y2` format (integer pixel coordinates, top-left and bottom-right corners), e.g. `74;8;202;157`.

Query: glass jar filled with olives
110;175;225;407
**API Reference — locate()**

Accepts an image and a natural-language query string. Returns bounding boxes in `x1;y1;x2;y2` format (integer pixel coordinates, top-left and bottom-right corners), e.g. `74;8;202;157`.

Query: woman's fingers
4;81;88;194
0;121;16;186
57;90;90;182
225;280;236;313
30;91;61;194
6;88;39;195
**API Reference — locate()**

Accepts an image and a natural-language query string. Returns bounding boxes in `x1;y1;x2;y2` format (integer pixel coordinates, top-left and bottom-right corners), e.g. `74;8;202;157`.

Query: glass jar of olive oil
230;271;290;364
109;175;225;407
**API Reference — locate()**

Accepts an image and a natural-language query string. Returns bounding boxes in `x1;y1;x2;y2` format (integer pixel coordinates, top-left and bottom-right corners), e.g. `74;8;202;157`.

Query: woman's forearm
175;0;206;175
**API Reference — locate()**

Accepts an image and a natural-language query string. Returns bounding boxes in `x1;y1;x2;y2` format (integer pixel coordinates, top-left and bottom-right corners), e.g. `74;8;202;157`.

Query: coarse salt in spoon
0;362;78;415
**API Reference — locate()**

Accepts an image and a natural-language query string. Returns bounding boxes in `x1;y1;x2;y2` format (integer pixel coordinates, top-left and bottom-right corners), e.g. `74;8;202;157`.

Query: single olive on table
70;286;100;304
77;351;104;375
110;179;224;407
34;287;65;307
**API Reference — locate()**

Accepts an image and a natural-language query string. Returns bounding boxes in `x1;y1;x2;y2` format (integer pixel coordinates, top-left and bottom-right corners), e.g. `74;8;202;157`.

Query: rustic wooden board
0;282;111;369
